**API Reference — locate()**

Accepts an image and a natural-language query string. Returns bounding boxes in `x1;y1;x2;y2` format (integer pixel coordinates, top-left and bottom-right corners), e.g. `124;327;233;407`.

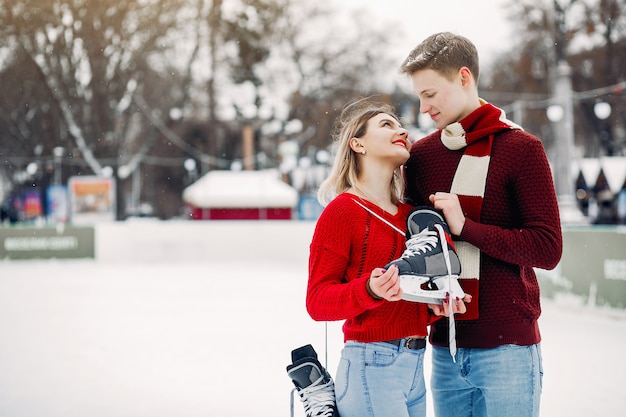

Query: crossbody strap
352;199;405;236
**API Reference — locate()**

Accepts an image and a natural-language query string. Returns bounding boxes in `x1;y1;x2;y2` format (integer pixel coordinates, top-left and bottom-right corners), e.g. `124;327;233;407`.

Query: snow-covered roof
601;157;626;193
572;158;601;185
572;157;626;193
182;169;298;208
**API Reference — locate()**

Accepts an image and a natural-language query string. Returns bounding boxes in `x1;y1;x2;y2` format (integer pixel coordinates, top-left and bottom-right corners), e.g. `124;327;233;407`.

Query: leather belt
383;337;426;350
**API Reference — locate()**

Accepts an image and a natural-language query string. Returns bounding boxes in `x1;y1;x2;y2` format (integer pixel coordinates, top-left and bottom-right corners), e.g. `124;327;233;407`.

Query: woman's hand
428;293;473;316
368;264;403;302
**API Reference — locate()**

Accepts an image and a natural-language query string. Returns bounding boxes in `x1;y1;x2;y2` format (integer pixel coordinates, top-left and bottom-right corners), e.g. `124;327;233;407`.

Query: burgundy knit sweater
404;126;563;348
306;193;433;343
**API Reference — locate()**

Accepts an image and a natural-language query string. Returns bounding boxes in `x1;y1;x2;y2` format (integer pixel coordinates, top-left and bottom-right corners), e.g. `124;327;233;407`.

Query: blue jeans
431;344;543;417
334;340;427;417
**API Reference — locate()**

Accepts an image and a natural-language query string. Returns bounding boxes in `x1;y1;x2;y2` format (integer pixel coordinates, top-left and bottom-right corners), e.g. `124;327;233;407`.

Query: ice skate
286;344;338;417
385;206;464;304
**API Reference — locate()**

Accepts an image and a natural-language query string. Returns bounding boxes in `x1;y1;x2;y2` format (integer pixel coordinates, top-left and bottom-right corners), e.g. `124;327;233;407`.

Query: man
399;32;563;417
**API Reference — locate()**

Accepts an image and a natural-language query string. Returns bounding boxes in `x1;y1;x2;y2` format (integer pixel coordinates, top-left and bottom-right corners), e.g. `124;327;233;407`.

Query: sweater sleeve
306;200;384;322
459;134;563;270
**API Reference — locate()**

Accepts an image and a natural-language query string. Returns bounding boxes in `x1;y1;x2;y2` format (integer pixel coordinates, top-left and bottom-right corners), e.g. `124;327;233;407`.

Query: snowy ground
0;220;625;417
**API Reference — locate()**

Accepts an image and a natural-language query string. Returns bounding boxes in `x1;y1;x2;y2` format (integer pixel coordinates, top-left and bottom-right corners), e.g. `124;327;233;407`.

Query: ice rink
1;221;625;417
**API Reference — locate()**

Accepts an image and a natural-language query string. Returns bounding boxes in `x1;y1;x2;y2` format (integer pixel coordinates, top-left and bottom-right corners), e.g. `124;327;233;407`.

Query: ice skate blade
399;274;464;304
401;290;447;304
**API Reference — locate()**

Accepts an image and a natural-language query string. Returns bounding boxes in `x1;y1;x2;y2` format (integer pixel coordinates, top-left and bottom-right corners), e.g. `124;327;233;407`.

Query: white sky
337;0;515;66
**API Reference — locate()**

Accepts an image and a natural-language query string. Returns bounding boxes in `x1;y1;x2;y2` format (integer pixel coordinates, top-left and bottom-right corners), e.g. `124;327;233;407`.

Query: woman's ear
349;138;364;154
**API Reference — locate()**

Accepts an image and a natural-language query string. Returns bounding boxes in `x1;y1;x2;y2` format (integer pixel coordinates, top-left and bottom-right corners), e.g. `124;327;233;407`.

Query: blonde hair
317;99;405;206
399;32;480;83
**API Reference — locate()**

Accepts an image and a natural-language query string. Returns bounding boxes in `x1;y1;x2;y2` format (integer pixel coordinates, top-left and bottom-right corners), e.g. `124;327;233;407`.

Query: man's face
410;68;472;130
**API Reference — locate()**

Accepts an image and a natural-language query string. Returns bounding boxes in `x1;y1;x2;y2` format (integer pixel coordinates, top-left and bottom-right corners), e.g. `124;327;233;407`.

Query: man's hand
429;192;465;236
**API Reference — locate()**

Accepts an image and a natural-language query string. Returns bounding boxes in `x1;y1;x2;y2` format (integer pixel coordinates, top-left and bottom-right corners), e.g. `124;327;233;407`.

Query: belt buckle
404;338;417;349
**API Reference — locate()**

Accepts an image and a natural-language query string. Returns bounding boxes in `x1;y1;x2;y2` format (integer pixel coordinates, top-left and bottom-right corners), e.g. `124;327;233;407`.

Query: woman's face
357;113;410;164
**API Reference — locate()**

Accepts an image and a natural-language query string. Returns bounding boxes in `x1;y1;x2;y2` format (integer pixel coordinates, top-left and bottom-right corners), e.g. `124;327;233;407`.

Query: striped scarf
440;101;521;320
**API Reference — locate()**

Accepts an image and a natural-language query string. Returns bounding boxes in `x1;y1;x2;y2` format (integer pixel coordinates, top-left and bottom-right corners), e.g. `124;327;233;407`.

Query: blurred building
182;169;298;220
572;157;626;224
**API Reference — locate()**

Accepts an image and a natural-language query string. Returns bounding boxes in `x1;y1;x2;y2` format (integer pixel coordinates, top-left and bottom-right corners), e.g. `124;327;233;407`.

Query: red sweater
404;126;563;348
306;193;432;342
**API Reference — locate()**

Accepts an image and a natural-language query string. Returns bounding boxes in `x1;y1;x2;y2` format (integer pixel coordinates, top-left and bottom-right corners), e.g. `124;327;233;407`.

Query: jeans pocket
334;357;350;402
367;344;398;367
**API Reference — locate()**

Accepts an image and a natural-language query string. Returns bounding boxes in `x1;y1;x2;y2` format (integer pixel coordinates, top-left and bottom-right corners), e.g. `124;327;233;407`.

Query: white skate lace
401;228;439;258
434;223;457;363
298;377;336;417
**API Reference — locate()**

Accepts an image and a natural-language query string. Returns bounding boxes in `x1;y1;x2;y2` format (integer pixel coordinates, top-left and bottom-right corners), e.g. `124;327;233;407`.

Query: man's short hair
399;32;480;83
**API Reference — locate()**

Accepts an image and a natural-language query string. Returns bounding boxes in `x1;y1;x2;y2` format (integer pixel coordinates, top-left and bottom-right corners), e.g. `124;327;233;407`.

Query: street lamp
101;166;114;178
26;162;38;178
593;100;614;156
53;146;64;185
548;61;587;224
546;105;564;123
184;158;198;184
593;101;612;120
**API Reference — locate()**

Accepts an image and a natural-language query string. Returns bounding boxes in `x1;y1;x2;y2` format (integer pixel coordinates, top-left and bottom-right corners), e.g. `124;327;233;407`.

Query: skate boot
385;206;464;304
287;344;339;417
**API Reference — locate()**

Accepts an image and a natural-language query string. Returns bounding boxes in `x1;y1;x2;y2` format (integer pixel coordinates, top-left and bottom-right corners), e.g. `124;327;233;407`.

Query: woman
306;99;432;417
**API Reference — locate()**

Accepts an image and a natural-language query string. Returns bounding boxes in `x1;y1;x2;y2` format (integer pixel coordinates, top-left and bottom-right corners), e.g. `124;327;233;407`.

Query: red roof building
182;169;299;220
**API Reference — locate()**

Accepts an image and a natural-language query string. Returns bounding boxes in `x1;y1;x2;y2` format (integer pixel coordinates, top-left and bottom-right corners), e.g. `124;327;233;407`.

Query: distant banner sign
47;184;68;223
562;227;626;307
68;176;116;224
23;189;43;219
604;259;626;281
0;226;95;260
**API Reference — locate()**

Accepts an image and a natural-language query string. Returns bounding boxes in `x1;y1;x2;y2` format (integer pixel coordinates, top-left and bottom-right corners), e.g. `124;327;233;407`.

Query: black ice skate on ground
286;344;339;417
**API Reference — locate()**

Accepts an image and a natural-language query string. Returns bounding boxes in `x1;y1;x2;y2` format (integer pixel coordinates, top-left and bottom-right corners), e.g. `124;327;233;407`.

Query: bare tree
486;0;625;157
0;0;195;217
3;0;187;170
248;1;402;158
0;0;410;218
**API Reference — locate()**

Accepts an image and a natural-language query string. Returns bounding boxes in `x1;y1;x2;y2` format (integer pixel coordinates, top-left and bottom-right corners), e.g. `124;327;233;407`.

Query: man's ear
459;67;474;87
